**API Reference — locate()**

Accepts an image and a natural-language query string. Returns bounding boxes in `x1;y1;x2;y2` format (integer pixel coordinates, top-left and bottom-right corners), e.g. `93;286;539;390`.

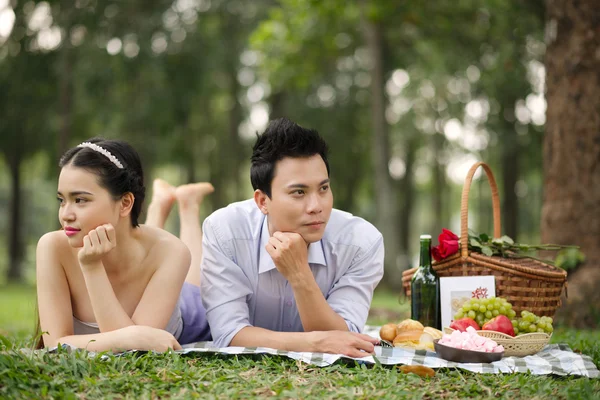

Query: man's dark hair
250;118;330;198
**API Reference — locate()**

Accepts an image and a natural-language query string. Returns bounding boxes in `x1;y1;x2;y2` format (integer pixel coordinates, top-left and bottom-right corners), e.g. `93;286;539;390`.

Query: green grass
0;284;36;336
1;285;599;399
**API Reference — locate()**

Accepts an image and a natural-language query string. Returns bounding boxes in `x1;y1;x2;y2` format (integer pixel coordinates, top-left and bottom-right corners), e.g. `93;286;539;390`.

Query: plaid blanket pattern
176;326;599;377
48;326;599;377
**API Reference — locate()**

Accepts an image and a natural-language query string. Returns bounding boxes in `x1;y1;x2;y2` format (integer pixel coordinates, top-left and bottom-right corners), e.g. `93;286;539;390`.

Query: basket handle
460;162;502;259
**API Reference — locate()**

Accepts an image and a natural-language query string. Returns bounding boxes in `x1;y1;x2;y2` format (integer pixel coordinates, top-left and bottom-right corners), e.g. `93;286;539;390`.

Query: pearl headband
77;142;124;169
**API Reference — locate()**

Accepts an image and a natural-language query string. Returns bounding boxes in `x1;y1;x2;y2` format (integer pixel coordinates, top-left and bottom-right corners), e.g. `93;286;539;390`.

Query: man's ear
119;192;135;217
253;189;269;215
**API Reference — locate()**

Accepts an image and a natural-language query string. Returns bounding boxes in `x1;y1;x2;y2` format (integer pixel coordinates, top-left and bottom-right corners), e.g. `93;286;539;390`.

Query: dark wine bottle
411;234;441;329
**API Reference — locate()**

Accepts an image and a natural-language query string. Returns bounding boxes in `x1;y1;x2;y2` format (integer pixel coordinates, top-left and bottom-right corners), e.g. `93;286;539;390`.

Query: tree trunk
222;11;245;203
361;5;402;288
57;0;74;158
185;127;196;184
228;69;243;201
208;139;226;211
58;47;72;157
269;91;287;120
431;133;446;239
500;122;519;240
543;0;600;327
7;154;23;282
398;135;417;270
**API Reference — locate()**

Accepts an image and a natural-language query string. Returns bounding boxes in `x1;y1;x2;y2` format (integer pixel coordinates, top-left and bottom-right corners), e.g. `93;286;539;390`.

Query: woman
36;138;213;352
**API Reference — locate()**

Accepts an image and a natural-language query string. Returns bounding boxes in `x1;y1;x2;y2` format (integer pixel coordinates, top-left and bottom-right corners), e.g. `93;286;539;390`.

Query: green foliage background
0;0;553;286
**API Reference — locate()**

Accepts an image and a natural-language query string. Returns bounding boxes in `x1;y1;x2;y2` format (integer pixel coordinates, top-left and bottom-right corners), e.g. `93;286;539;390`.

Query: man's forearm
290;274;348;332
229;326;379;358
230;326;318;352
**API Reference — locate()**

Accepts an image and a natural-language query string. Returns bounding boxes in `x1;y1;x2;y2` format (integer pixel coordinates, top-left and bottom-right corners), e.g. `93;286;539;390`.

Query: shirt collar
258;216;327;274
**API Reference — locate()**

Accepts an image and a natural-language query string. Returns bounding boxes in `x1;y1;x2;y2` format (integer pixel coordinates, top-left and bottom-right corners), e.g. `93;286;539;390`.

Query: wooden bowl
434;339;504;363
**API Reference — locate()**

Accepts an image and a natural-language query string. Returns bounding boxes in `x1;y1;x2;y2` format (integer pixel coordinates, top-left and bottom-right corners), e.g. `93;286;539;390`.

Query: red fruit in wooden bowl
482;315;515;337
449;317;480;332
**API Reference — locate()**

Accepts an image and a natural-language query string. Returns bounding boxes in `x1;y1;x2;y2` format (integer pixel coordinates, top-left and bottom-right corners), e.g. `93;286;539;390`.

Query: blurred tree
251;0;405;285
544;0;600;327
248;0;549;289
0;0;552;292
0;3;57;281
360;0;402;286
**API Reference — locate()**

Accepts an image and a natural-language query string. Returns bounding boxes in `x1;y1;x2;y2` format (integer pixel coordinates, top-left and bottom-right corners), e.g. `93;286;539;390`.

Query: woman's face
57;166;121;248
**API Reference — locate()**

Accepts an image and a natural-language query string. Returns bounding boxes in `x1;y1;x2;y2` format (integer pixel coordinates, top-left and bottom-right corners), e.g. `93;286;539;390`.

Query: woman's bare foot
175;182;214;210
152;179;177;209
145;179;176;227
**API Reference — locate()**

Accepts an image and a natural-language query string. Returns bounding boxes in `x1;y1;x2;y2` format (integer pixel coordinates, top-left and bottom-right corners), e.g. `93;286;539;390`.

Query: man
200;118;384;357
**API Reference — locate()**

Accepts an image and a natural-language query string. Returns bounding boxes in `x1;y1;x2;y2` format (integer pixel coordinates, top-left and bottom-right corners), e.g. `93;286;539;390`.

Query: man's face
258;154;333;244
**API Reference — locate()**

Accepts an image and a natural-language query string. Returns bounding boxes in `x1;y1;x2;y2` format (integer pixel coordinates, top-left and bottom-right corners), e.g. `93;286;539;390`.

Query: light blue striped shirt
200;199;384;348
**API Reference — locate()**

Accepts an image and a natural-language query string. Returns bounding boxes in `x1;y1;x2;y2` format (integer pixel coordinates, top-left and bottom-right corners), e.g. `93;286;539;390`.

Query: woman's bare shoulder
37;230;71;252
139;225;190;262
36;231;76;269
140;225;188;252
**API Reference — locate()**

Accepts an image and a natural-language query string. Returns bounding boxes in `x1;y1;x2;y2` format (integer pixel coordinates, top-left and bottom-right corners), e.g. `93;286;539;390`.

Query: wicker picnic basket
402;162;567;318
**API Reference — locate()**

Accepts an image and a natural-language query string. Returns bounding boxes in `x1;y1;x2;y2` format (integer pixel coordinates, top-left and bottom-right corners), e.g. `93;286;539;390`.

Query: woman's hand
78;224;117;268
52;326;183;353
118;325;182;352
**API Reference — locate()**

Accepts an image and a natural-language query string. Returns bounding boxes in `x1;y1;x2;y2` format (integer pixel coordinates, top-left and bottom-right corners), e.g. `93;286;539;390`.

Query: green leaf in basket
500;235;514;245
481;246;494;256
478;233;490;242
492;238;504;247
515;243;531;251
555;248;586;271
470;238;482;248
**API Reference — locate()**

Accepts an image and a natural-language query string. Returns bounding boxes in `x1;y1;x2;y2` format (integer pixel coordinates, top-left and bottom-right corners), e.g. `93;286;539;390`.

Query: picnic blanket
49;326;599;378
176;326;599;377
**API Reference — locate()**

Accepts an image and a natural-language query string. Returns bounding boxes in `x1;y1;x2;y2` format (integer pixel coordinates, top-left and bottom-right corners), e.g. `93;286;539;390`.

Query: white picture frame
440;276;496;329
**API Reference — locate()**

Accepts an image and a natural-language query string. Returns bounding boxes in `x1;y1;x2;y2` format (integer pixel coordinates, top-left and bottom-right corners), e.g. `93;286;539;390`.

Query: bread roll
379;323;397;342
423;327;443;340
392;330;423;345
399;365;436;377
396;319;424;336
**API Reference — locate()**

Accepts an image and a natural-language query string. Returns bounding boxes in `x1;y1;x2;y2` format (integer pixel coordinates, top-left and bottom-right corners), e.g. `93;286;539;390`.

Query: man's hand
266;232;310;282
78;224;117;268
310;331;379;358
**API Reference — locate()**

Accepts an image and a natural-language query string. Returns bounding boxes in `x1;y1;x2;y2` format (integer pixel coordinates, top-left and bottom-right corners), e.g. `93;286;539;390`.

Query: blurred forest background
0;1;598;325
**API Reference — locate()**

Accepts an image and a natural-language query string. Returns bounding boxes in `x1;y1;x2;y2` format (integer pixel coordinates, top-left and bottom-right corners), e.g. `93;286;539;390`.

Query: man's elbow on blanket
214;324;252;348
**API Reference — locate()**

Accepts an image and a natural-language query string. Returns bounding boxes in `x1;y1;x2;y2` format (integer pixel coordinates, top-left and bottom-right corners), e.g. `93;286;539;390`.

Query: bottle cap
420;234;432;240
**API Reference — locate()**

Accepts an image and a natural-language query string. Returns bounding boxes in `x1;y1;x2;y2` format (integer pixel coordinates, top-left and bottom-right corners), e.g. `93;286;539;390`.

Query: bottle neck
419;240;432;270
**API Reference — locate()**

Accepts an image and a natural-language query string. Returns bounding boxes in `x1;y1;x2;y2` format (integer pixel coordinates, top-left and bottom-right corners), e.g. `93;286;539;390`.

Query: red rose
432;246;443;262
431;229;459;262
439;228;459;243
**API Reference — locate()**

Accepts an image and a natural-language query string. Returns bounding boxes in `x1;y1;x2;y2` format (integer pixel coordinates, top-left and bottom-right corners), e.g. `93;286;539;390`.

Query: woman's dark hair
58;137;146;227
250;118;330;198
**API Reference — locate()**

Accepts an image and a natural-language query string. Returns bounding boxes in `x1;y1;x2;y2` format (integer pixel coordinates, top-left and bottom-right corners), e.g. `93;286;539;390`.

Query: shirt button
287;323;292;329
286;300;292;307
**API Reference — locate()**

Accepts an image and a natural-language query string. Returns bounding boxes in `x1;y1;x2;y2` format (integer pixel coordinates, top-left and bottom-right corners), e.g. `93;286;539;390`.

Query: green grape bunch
512;311;553;336
453;297;553;335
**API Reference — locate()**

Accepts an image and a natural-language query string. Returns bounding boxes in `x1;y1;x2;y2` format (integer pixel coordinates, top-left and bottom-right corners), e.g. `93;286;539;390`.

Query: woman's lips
64;228;80;237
